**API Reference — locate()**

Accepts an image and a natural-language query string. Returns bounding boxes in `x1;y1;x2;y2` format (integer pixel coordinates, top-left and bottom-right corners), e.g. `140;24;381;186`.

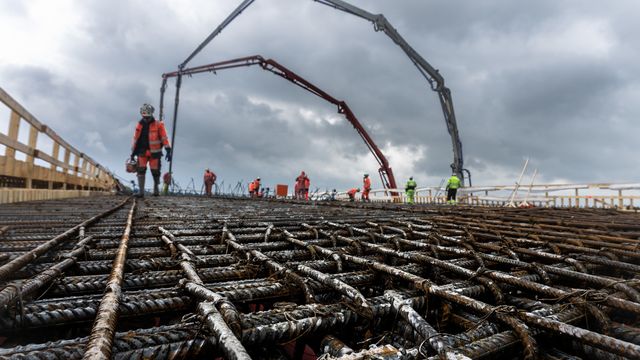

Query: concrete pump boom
162;0;467;184
162;55;398;190
314;0;465;182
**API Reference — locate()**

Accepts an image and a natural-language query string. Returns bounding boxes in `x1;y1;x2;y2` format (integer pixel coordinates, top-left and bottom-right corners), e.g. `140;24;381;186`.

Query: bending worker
446;172;461;204
249;177;261;197
130;103;171;197
362;174;371;202
203;168;217;196
405;176;417;205
347;188;360;202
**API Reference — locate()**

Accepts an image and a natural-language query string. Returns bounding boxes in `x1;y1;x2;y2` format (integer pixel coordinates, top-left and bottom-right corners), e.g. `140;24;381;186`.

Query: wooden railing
0;86;117;201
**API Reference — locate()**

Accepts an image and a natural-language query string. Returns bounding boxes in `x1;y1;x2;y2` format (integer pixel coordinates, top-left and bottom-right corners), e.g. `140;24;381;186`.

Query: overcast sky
1;0;639;193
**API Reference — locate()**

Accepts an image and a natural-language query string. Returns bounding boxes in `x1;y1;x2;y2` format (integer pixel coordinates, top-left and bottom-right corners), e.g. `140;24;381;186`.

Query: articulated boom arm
315;0;465;181
162;55;398;190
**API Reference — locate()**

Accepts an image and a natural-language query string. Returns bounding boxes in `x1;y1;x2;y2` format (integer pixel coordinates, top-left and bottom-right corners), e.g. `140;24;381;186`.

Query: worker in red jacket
362;174;372;202
295;171;310;200
130;103;171;197
203;168;217;196
347;188;360;202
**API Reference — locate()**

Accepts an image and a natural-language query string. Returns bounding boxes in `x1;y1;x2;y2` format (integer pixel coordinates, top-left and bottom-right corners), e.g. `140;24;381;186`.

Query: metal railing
356;183;640;210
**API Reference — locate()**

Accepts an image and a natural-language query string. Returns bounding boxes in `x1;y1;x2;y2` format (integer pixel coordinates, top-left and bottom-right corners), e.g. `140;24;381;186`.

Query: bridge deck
1;196;639;359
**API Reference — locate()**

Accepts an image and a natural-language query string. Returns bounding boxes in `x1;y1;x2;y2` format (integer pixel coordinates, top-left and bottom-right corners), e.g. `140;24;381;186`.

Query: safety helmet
356;188;361;192
140;103;155;117
257;177;261;180
205;168;210;172
125;158;137;173
364;174;369;177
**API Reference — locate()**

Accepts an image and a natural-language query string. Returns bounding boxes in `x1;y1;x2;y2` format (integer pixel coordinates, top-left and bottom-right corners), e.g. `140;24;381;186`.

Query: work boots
136;174;145;198
152;175;160;196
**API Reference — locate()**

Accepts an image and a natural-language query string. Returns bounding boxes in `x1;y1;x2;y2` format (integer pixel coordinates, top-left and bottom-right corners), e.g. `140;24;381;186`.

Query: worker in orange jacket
295;171;310;200
249;177;261;197
304;176;310;200
130;104;171;197
362;174;371;202
203;168;217;196
347;188;360;202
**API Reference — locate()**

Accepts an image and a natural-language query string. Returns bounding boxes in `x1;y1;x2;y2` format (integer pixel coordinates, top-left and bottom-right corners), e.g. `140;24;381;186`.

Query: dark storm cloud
1;0;639;191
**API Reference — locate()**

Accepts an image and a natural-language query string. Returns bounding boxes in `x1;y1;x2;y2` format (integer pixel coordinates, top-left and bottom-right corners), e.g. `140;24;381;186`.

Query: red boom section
163;55;398;190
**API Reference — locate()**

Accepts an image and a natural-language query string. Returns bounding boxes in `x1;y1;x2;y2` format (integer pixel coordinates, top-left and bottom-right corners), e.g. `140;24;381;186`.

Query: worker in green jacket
446;173;461;204
405;177;417;204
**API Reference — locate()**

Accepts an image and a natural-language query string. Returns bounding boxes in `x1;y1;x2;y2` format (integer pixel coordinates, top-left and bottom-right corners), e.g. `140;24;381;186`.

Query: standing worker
304;175;310;200
130;103;172;197
446;173;461;204
203;168;217;196
249;177;261;197
162;172;172;195
405;177;417;205
362;174;371;202
295;171;310;200
347;188;360;202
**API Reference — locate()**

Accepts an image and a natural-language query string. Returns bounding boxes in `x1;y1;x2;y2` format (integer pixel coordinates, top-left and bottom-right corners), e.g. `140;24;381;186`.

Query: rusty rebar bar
82;199;136;360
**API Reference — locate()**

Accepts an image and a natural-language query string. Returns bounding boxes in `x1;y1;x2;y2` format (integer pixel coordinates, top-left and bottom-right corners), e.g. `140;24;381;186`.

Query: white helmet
140;103;155;117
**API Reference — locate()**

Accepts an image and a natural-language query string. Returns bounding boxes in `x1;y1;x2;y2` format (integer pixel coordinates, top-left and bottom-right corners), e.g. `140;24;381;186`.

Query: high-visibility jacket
405;179;417;191
304;177;310;188
447;175;461;189
249;182;255;192
363;177;371;190
347;188;358;197
132;118;170;157
204;171;216;184
296;174;308;189
254;180;261;191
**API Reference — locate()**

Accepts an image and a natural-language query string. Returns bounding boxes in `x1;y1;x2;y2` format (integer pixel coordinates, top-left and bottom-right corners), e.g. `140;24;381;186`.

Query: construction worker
304;175;310;200
405;177;417;205
446;173;461;204
203;168;217;196
362;174;371;202
347;188;360;202
249;177;261;197
295;171;310;200
130;103;171;197
248;180;255;197
162;172;172;195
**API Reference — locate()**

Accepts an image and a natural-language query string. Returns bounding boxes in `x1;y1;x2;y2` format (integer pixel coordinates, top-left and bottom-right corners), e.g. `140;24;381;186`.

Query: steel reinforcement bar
1;196;639;359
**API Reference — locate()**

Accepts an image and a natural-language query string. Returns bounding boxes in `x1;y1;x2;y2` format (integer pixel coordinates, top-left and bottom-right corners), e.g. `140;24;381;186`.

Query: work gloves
165;147;172;162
